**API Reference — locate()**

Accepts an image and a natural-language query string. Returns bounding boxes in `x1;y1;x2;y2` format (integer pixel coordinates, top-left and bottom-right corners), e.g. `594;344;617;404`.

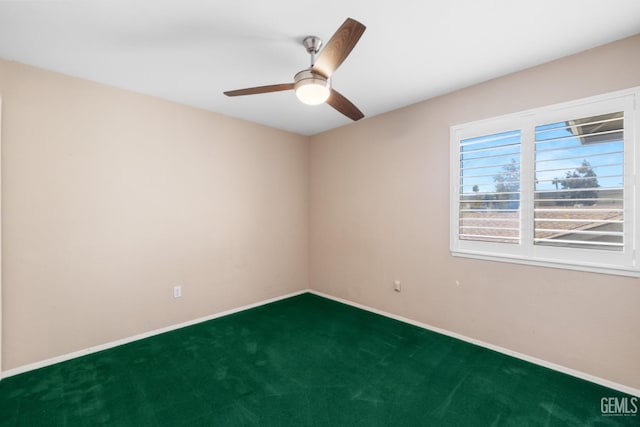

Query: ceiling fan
224;18;366;121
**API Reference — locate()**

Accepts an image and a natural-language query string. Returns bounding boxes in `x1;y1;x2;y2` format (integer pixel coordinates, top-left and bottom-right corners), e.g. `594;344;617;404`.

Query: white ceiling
1;1;639;135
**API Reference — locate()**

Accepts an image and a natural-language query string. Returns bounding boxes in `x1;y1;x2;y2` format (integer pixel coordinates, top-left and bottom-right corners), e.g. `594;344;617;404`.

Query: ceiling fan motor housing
294;69;329;88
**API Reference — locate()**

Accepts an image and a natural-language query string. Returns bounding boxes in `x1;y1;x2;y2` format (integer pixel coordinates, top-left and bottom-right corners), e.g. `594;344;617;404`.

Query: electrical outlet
173;286;182;298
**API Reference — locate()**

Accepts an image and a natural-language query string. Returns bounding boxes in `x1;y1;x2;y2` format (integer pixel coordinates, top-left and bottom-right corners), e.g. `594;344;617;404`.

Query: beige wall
309;34;640;389
0;59;309;370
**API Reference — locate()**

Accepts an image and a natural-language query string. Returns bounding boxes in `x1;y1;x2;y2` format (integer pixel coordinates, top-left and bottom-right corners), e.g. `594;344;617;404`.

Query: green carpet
0;293;636;426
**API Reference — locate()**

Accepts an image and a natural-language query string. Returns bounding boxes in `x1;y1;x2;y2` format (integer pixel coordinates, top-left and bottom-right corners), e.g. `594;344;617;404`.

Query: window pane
459;130;521;244
534;112;623;251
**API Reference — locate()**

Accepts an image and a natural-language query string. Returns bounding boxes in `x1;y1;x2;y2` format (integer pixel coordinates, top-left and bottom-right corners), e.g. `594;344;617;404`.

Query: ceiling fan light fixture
294;70;330;105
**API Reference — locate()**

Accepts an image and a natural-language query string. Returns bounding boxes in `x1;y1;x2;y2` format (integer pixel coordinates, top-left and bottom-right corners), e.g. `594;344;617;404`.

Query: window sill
450;249;640;278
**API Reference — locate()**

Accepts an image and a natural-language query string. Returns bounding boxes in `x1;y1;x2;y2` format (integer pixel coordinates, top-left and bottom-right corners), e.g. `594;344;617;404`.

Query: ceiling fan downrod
302;36;322;67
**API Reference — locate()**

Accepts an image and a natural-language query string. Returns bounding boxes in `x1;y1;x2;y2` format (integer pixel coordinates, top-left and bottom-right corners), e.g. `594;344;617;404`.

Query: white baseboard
3;288;639;398
1;289;308;379
309;290;640;397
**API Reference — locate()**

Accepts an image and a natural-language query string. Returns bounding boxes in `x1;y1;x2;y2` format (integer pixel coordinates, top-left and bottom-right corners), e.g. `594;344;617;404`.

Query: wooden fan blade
312;18;366;78
224;83;294;97
327;89;364;121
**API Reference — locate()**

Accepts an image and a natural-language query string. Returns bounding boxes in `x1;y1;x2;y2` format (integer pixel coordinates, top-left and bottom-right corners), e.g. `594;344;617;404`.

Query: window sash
533;111;625;252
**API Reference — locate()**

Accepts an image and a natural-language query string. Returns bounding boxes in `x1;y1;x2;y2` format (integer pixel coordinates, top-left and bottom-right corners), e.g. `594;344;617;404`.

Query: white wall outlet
393;280;401;292
173;286;182;298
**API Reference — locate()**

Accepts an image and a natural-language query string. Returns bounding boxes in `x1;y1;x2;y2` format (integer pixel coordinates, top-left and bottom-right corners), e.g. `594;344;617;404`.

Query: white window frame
450;87;639;277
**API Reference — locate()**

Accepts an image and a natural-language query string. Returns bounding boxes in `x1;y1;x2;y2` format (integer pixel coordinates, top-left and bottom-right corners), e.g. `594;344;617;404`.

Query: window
459;130;521;244
534;112;624;251
450;88;639;276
